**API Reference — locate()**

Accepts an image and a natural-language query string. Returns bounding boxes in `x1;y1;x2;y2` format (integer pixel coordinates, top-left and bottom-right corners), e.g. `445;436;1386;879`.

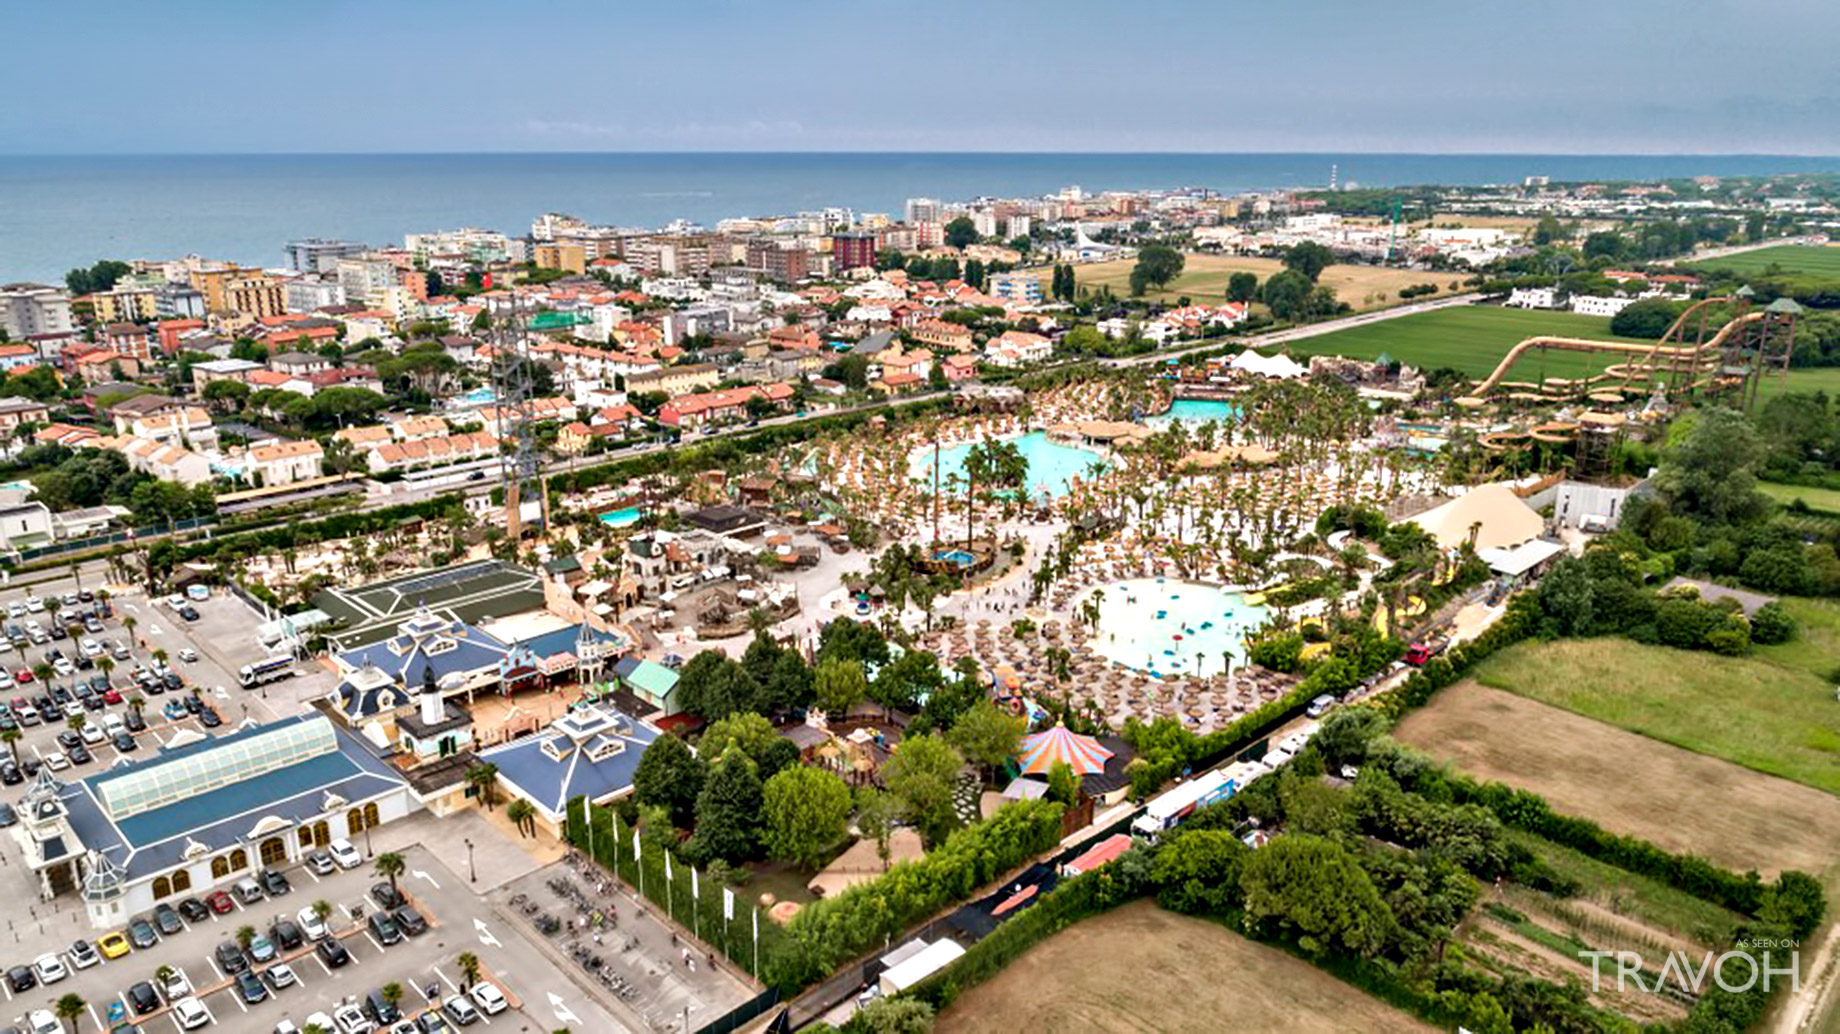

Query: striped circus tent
1014;723;1113;776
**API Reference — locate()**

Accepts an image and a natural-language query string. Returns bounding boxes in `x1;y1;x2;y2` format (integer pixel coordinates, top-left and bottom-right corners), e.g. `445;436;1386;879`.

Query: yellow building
187;266;257;314
224;276;288;320
534;243;587;275
90;289;159;324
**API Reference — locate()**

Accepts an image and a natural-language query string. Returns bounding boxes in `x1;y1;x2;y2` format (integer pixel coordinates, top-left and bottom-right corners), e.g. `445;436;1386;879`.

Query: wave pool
908;431;1105;500
1088;577;1268;677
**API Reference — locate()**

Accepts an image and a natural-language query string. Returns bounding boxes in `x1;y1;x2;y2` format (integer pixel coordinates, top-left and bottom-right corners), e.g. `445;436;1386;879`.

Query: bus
237;655;296;689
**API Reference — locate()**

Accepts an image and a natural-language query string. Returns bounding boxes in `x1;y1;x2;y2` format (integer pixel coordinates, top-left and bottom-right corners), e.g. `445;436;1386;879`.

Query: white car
443;995;480;1026
26;1009;59;1034
333;1003;374;1034
0;675;13;692
43;751;69;772
80;723;104;746
265;961;298;989
302;1015;337;1034
162;967;193;1000
469;982;509;1015
80;638;102;658
32;953;67;983
328;838;362;870
173;996;212;1030
24;597;43;613
165;594;187;610
297;906;328;941
178;647;198;663
52;658;73;678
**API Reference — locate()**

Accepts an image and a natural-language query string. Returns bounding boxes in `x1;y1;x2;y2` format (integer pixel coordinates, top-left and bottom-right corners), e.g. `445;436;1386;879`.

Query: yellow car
97;931;131;959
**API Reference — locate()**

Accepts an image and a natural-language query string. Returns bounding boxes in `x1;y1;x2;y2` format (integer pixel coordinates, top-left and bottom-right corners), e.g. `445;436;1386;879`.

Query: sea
4;152;1839;283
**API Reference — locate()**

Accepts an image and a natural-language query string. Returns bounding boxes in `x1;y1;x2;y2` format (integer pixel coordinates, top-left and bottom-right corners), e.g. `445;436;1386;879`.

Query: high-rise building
904;198;942;225
830;233;877;271
284;239;368;275
0;283;74;339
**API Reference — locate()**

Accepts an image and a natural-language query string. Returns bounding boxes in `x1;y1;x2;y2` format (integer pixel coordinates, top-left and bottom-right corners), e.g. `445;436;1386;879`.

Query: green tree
1282;241;1334;282
466;761;500;809
1609;297;1683;339
944;700;1025;783
632;732;705;826
674;650;758;722
693;752;765;863
1225;271;1259;303
1651;407;1770;526
944;217;979;249
456;950;481;991
55;992;86;1034
700;712;778;765
880;733;964;846
1239;834;1394;956
1153;829;1248;914
1129;244;1185;296
1260;269;1315;321
1046;760;1080;806
813;656;868;715
761;766;852;870
374;852;406;897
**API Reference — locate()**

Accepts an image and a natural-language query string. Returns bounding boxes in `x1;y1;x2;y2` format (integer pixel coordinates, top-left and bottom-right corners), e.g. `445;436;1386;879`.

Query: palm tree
505;799;535;838
127;693;145;719
55;992;84;1033
311;898;333;928
465;762;499;810
382;982;404;1013
67;712;86;734
0;726;19;765
155;964;176;990
152;648;168;668
31;662;52;686
456;950;481;992
235;924;255;950
122;615;137;646
374;852;406;898
97;656;115;682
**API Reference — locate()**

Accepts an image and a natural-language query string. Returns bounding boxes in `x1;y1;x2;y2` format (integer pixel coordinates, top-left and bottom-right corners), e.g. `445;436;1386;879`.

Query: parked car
31;953;66;984
0;803;16;828
66;940;99;970
177;647;198;663
26;1009;59;1034
316;937;350;968
259;868;290;896
264;962;298;990
369;881;402;910
235;970;269;1004
443;995;481;1026
204;890;234;914
247;933;276;964
305;849;335;876
233;876;263;904
198;707;222;728
178;606;200;622
126;918;158;949
332;1004;372;1034
468;983;508;1016
114;731;138;753
367;911;401;946
393;904;427;937
127;980;160;1015
177;897;209;923
270;918;303;951
96;931;131;958
328;839;362;870
172;996;210;1031
162;966;193;1000
362;988;402;1025
214;940;248;974
5;964;35;993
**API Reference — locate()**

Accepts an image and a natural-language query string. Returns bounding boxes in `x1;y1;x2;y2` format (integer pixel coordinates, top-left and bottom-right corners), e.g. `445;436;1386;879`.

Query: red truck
1404;636;1448;667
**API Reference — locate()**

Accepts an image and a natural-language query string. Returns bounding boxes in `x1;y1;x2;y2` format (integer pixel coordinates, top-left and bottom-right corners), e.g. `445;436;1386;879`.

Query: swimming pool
933;548;978;567
1087;577;1268;677
599;507;642;527
909;432;1105;500
1147;399;1239;425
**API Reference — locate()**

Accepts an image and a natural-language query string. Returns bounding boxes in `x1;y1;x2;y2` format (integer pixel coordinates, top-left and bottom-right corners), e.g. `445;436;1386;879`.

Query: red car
13;670;31;684
204;890;235;915
102;689;122;705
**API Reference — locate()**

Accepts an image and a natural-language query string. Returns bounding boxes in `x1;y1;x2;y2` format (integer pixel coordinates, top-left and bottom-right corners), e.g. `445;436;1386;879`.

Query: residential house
624;363;720;398
476;397;577;436
942;354;979;381
0;344;39;372
911;319;975;353
247;440;324;486
121;406;217;450
105;435;213;487
983;331;1052;367
102;323;155;360
73;350;139;381
367;431;500;474
0;398;51;432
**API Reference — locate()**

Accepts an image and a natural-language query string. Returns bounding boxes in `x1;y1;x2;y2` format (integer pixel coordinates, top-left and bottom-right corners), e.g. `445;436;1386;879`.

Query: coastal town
0;164;1835;1034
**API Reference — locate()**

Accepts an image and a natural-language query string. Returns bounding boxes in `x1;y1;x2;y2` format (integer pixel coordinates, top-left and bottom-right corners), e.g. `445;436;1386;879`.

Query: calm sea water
4;152;1837;283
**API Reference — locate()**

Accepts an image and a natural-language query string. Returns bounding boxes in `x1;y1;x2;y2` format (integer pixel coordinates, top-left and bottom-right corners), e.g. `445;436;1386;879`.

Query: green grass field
1759;480;1840;515
1272;305;1653;381
1693;244;1840;278
1759;366;1840;404
1503;830;1747;945
1473;636;1840;796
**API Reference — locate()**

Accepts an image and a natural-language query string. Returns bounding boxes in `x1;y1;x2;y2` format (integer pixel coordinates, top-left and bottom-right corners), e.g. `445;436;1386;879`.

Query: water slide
1459;301;1764;405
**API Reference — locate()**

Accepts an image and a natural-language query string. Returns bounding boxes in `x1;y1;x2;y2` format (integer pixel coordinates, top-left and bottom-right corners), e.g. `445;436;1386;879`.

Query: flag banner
692;867;700;900
632;828;641;858
724;886;735;921
665;851;674;881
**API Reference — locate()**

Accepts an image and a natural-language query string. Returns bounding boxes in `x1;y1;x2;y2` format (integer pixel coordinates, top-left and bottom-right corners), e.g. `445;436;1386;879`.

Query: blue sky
3;0;1835;154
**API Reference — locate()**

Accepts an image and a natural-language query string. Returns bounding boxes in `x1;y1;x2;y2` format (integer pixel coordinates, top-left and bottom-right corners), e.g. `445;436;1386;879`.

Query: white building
1505;287;1560;310
988;273;1044;305
247;440;325;486
1570;295;1634;318
0;283;75;340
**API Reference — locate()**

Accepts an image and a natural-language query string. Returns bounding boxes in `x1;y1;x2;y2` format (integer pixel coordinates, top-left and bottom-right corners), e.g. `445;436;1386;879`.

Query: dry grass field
934;900;1434;1034
1394;682;1840;878
1073;252;1455;311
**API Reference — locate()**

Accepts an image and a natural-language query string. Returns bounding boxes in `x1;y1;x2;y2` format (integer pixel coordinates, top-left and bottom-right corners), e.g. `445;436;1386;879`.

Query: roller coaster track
1460;301;1764;405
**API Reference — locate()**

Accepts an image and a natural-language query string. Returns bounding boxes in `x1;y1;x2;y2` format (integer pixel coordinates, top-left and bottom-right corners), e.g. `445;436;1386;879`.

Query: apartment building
336;257;400;309
988;272;1044;305
830;232;877;271
224;276;288;320
247;439;325;486
285;238;368;274
0;284;74;340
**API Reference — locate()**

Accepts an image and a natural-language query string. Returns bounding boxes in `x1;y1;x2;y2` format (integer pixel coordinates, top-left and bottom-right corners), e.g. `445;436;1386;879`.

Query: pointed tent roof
1014;724;1114;776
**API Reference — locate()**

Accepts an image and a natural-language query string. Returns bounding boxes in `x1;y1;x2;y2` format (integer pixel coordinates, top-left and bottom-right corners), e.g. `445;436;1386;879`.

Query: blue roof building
44;714;414;929
477;705;658;830
333;608;513;722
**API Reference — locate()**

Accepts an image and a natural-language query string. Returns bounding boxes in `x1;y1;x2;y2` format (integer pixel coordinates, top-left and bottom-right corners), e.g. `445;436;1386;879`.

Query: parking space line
312;953;332;977
86;1002;101;1030
206;955;224;983
363;932;384;955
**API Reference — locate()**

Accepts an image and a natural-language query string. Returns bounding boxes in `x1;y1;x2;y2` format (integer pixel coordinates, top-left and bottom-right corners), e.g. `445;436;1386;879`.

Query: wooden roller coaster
1456;295;1802;410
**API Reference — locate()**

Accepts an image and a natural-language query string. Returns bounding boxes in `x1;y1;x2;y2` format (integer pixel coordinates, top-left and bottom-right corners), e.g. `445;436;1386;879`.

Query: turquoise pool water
1147;399;1239;425
908;432;1105;500
599;507;642;527
1089;577;1268;677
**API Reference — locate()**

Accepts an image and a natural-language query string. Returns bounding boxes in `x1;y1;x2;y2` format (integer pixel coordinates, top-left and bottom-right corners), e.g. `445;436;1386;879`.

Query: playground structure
1457;295;1803;410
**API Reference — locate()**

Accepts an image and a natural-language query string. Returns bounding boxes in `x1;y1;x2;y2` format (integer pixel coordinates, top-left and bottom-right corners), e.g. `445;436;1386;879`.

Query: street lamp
465;838;476;883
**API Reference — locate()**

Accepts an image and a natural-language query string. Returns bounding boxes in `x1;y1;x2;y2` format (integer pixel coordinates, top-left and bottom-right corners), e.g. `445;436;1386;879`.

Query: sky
2;0;1836;155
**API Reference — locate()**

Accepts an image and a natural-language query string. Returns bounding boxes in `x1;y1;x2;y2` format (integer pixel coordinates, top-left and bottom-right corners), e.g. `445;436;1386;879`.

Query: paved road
1108;293;1484;368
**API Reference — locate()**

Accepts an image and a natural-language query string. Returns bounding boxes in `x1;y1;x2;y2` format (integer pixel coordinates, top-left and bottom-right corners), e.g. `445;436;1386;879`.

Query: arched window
228;848;248;872
347;809;364;836
259;836;287;867
152;875;172;900
210;856;230;880
171;869;191;894
363;802;380;828
297;827;313;847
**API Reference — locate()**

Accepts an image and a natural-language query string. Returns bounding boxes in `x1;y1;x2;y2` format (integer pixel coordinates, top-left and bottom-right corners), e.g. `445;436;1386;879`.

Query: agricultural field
1471;637;1840;796
934;899;1434;1034
1073;253;1450;311
1276;305;1652;380
1693;244;1840;278
1761;365;1840;403
1393;681;1840;877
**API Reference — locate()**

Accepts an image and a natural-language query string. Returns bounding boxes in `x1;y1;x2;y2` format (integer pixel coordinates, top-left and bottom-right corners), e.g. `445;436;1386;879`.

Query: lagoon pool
1146;398;1239;425
599;507;642;527
908;431;1105;500
1088;577;1268;677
